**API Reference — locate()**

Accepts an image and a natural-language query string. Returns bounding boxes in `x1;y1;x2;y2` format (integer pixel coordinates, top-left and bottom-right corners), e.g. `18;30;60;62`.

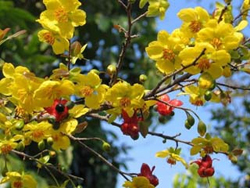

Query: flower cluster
146;6;247;106
37;0;86;54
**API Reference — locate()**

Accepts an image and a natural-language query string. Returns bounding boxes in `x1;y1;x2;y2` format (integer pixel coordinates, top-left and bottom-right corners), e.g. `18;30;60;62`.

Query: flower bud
186;112;195;126
38;140;45;150
204;90;212;101
107;64;117;75
15;120;24;130
102;142;111;152
139;74;147;83
46;137;54;146
185;120;192;130
71;41;82;57
49;151;56;158
197;120;206;136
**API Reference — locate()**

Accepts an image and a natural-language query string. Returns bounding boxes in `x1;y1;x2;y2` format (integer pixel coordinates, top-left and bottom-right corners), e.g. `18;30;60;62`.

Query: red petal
160;94;170;102
169;99;183;107
140;163;151;176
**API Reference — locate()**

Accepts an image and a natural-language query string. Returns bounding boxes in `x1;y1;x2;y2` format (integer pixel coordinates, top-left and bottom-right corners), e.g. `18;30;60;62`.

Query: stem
67;134;131;181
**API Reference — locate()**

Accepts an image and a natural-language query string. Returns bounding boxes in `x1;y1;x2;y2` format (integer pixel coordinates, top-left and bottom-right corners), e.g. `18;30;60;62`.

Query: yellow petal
155;150;169;158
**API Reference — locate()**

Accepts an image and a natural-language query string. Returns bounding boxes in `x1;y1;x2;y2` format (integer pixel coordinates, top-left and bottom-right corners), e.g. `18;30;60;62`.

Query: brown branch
66;134;131;181
110;3;133;86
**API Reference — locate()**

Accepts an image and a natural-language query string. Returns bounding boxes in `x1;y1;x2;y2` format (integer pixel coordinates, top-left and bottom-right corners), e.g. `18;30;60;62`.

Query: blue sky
112;0;246;188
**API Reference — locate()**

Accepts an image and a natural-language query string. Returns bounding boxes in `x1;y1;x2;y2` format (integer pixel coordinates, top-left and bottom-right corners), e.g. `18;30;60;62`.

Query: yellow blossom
179;43;231;79
74;71;108;109
0;135;23;155
37;0;86;39
123;176;155;188
197;19;244;51
23;121;52;143
181;85;207;106
34;79;74;107
105;81;145;118
177;6;210;37
0;171;37;188
146;30;183;74
38;29;69;55
155;147;188;168
50;119;78;151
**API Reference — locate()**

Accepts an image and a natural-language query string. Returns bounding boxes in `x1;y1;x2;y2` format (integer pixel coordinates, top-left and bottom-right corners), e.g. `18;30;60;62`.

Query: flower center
189;21;202;33
210;38;222;49
167;158;176;165
81;86;94;97
193;98;204;106
13;181;23;188
120;97;131;108
54;7;68;23
162;49;175;61
32;130;44;140
197;59;210;71
43;32;55;45
1;144;12;154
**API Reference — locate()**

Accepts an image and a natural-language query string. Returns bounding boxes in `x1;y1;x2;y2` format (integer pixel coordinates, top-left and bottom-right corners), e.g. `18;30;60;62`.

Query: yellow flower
177;6;210;37
105;81;145;118
146;30;182;74
10;74;42;113
179;43;231;79
0;135;22;155
37;0;86;39
34;79;74;107
0;171;37;188
38;29;69;55
74;71;108;109
50;119;77;151
0;63;43;113
181;85;206;106
155;147;188;168
23;121;52;143
147;0;170;20
197;19;244;51
123;176;155;188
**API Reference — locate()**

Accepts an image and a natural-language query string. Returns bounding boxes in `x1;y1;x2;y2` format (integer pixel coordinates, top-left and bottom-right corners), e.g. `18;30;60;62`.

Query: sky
110;0;247;188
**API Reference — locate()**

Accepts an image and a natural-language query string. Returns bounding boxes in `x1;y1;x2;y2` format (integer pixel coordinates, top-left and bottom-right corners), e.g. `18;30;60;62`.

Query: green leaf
190;146;202;155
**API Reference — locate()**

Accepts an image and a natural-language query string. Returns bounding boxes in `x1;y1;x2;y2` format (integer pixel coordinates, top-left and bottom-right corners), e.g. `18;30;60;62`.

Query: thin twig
11;150;83;187
132;11;148;25
67;134;131;181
